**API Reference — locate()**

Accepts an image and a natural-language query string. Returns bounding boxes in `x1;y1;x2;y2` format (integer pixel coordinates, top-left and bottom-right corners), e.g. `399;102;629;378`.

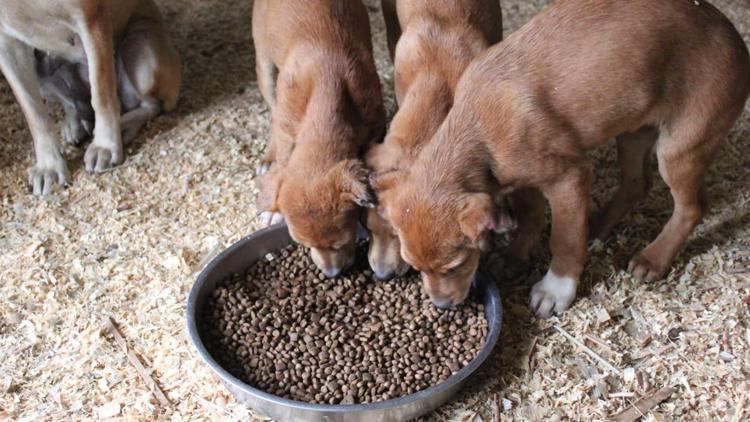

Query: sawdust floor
1;0;749;420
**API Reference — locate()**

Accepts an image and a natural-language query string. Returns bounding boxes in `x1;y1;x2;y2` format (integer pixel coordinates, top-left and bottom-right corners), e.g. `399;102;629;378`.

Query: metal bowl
186;224;503;422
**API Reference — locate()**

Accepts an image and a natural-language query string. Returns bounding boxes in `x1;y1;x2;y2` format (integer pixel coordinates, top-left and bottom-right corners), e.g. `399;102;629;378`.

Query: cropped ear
458;193;496;247
335;159;376;209
258;167;283;213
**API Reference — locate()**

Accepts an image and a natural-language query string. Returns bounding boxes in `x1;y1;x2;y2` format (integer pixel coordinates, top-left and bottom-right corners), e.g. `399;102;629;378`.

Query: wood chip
612;386;676;422
97;401;121;418
103;317;171;407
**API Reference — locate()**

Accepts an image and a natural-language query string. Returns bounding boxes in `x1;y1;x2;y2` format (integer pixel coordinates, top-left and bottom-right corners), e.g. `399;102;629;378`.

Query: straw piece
554;325;622;375
104;317;171;407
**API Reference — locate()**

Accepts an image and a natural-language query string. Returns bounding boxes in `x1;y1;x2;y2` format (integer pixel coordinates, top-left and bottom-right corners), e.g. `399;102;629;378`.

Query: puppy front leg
78;13;123;173
530;166;591;318
0;35;70;195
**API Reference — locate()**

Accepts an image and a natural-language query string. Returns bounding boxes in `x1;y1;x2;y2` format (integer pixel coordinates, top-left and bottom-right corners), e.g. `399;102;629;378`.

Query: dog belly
1;13;85;61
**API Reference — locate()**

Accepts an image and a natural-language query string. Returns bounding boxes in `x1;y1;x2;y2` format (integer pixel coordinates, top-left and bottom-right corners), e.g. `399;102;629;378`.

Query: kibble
202;244;488;405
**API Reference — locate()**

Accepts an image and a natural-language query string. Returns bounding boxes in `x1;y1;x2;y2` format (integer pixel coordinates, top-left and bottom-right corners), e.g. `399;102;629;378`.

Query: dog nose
370;262;395;281
373;268;395;281
432;299;455;310
321;267;342;278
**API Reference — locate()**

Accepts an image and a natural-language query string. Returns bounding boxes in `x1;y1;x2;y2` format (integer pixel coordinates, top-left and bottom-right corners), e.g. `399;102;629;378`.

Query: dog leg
256;57;277;112
590;127;657;240
506;187;546;268
0;35;70;195
78;15;123;173
117;16;181;146
627;126;725;282
530;163;591;318
36;52;94;145
381;0;400;62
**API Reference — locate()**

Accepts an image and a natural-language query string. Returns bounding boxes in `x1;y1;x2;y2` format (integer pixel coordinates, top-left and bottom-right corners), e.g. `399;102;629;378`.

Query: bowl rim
186;224;503;414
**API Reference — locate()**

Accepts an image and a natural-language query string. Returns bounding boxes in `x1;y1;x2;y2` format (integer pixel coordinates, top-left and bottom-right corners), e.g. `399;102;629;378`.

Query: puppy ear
258;167;283;213
335;159;376;209
458;193;496;246
370;169;406;195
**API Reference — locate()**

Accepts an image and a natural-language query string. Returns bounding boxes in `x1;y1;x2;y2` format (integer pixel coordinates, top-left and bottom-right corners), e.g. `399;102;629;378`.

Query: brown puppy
374;0;750;315
253;0;386;277
365;0;502;281
0;0;181;195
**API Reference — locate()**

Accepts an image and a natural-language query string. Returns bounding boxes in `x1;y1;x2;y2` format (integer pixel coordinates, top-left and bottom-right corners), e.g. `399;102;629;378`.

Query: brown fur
375;0;750;315
253;0;386;277
365;0;502;281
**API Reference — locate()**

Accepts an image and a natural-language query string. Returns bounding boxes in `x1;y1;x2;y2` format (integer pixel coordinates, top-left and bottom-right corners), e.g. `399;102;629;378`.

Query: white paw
85;142;123;173
530;270;577;318
260;211;284;227
27;159;70;196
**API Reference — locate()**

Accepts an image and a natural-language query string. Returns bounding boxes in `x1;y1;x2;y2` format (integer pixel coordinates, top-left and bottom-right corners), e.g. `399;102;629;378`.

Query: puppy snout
311;247;354;279
431;298;455;310
373;266;395;281
322;267;343;278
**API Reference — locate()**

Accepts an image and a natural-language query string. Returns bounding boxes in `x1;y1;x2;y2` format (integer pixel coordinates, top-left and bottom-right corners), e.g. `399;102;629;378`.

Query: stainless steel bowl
186;224;502;422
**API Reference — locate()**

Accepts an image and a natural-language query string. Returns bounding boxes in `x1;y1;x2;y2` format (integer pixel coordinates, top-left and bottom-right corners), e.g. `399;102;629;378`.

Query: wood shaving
612;387;676;422
1;0;748;420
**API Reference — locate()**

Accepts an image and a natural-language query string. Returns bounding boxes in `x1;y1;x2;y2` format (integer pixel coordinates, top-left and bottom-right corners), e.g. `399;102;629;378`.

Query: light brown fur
365;0;502;282
0;0;180;195
253;0;386;277
375;0;750;315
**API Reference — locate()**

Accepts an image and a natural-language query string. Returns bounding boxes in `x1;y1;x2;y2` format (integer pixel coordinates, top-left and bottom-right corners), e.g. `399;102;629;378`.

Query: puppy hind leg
116;18;181;145
627;126;726;282
256;56;278;111
590;126;657;241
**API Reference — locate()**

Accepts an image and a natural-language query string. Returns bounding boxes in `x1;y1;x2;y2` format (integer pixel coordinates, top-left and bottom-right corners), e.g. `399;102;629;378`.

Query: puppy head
373;171;499;308
262;159;374;277
364;144;411;280
364;208;411;281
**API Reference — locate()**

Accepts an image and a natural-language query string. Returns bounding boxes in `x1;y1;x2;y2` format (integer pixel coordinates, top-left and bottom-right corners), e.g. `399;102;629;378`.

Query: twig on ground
103;317;171;407
584;334;617;356
491;393;501;422
609;392;636;399
612;386;675;422
527;336;538;375
553;325;622;376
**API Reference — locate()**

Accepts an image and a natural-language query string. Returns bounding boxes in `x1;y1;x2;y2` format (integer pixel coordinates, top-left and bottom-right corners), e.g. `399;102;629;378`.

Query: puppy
365;0;503;281
373;0;750;315
253;0;386;277
0;0;181;196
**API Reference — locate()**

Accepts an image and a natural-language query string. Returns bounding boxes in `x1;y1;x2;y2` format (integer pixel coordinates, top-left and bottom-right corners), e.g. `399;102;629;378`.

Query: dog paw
627;253;667;282
61;118;91;146
530;270;577;318
482;252;528;281
260;211;284;227
27;160;70;196
85;143;123;173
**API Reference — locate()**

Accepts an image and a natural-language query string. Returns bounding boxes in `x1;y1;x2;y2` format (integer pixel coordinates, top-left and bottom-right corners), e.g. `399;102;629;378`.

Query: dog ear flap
336;159;376;209
458;193;496;247
258;167;283;213
370;168;406;195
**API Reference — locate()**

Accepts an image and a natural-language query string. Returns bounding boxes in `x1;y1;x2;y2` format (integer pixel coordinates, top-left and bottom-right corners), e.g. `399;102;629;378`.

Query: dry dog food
202;244;488;405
